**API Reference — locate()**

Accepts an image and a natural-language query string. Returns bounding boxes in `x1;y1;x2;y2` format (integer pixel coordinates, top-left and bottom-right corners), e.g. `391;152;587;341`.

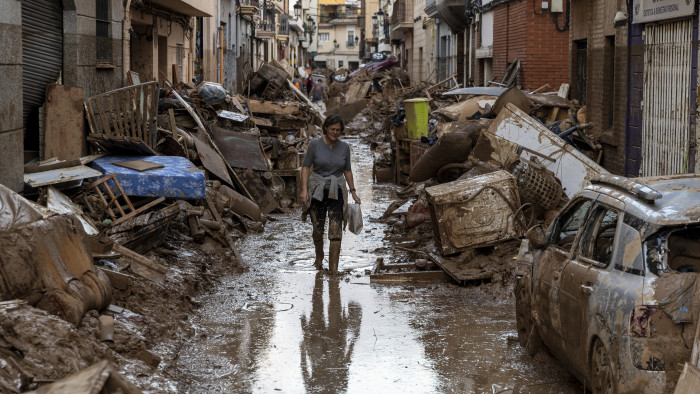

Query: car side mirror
527;225;547;249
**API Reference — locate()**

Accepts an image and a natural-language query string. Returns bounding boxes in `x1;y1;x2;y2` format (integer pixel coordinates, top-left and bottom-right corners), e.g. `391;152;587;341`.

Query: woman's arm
344;170;361;204
301;166;311;205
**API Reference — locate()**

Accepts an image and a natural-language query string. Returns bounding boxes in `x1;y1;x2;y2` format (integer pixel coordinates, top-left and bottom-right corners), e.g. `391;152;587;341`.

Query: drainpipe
122;0;132;86
435;18;440;83
218;0;222;83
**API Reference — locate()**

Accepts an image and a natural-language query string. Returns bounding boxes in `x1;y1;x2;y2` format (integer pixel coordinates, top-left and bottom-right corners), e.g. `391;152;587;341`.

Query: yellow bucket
403;98;430;139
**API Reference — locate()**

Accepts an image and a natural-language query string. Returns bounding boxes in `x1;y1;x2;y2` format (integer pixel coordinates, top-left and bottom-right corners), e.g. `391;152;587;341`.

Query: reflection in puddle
300;273;361;393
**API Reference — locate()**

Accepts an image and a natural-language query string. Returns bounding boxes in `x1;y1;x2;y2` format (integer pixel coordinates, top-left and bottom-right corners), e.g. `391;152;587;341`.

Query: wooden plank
547;83;570;123
44;84;85;160
112;159;164;172
168;108;178;140
370;270;452;283
205;195;222;223
112;197;165;226
23;165;103;187
112;243;167;284
93;98;112;135
248;99;301;115
171;64;180;85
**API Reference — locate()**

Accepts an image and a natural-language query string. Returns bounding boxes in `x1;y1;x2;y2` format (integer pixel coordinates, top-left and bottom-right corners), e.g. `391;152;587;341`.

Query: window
96;0;111;63
578;206;619;267
319;33;330;42
604;35;615;129
551;199;593;250
346;27;355;46
339;60;343;67
176;44;184;82
574;39;587;105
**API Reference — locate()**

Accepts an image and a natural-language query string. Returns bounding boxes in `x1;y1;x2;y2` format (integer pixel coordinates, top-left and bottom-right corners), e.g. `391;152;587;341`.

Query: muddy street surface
175;136;583;393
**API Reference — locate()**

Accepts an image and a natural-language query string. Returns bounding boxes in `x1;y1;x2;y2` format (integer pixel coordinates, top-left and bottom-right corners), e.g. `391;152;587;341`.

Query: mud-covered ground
4;127;582;393
171;136;584;393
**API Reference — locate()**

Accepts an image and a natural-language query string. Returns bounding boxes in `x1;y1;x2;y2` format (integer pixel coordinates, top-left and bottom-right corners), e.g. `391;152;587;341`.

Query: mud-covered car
515;174;700;393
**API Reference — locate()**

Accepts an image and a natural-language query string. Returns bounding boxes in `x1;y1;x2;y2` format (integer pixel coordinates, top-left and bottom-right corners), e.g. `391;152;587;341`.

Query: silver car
515;174;700;393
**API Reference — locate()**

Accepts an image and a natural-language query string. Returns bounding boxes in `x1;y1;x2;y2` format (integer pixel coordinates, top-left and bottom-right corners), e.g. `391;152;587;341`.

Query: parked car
348;54;399;78
515;173;700;393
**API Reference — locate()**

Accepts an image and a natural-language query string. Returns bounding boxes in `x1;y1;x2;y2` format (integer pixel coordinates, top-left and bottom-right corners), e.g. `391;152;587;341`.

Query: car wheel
371;52;386;61
591;338;616;394
515;276;542;356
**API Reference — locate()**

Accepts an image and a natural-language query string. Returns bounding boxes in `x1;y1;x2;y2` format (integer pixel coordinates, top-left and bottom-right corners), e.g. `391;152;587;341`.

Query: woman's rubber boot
329;241;341;275
314;240;324;270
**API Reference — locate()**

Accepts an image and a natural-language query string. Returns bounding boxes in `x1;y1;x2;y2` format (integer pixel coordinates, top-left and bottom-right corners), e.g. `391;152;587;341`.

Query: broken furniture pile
366;82;607;285
3;60;325;392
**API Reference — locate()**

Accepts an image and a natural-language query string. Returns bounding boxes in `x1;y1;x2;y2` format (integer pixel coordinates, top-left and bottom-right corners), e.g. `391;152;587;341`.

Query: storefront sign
632;0;696;24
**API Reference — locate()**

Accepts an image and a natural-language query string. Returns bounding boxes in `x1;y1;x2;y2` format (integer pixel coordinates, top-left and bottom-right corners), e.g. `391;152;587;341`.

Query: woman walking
300;115;361;274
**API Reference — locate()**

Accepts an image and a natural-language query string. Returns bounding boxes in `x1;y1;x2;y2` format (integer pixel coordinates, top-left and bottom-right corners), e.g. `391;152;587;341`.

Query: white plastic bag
347;203;363;235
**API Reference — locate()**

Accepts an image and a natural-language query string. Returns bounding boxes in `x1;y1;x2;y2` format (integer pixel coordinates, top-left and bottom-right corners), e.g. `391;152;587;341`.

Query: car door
532;198;594;358
559;202;621;376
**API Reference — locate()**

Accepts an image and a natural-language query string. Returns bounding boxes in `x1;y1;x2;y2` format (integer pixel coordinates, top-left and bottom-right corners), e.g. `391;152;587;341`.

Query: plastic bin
403;98;430;139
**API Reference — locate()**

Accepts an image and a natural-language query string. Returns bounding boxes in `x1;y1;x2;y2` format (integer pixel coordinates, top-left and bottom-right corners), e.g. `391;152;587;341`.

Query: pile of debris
359;80;608;286
2;60;322;392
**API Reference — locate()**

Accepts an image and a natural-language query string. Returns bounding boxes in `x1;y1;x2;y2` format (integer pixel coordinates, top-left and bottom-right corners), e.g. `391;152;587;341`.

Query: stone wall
570;0;628;175
0;0;23;191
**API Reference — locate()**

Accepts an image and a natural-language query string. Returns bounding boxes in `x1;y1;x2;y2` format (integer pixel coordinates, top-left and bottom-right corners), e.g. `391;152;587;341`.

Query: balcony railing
346;39;355;47
319;11;361;23
257;22;275;32
278;14;289;35
240;0;260;7
391;0;414;25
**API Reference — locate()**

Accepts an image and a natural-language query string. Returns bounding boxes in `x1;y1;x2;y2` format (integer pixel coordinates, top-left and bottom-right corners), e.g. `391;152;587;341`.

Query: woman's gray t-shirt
303;138;351;186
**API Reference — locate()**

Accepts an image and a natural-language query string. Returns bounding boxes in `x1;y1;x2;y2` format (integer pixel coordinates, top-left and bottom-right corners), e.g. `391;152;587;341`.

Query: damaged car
515;174;700;393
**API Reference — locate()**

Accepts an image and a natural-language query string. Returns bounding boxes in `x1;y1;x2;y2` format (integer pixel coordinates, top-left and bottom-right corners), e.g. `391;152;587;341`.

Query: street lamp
333;38;338;48
354;36;359;45
293;1;302;19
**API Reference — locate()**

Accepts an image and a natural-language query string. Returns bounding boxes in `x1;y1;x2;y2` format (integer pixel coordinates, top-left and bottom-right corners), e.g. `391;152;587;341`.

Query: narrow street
174;137;582;393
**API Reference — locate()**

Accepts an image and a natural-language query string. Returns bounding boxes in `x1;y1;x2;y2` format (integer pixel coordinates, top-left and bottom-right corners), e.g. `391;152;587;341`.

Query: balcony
424;0;437;17
346;39;356;47
390;0;414;33
238;0;260;16
277;14;289;41
255;22;275;39
148;0;214;16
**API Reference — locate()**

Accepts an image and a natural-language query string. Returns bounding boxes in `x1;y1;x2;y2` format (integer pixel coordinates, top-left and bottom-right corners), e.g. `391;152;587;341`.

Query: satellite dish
298;67;308;79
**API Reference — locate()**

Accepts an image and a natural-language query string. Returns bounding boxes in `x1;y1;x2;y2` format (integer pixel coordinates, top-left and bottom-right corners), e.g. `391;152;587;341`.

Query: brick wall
491;0;568;91
492;1;526;86
523;1;569;91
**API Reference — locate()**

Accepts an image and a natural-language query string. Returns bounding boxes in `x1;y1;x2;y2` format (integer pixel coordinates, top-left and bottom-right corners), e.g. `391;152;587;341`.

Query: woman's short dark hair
322;115;345;135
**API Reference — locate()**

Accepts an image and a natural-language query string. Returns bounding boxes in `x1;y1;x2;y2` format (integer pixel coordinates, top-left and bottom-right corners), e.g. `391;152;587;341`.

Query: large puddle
175;137;582;393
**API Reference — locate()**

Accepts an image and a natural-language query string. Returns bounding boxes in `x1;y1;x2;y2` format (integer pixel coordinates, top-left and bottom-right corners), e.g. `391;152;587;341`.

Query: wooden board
344;81;371;103
248;99;301;116
24;165;103;187
369;260;451;284
44;84;85;160
112;159;164;172
113;243;167;284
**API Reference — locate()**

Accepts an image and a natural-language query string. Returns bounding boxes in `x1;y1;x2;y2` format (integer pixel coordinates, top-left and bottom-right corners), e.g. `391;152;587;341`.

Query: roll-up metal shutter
22;0;63;129
641;19;693;176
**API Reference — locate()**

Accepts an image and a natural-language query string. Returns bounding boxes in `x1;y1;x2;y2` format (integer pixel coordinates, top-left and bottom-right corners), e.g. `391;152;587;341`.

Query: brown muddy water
174;136;583;393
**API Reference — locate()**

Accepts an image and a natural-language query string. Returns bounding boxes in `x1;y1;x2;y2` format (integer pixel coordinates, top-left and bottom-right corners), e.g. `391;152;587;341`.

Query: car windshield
645;225;700;276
